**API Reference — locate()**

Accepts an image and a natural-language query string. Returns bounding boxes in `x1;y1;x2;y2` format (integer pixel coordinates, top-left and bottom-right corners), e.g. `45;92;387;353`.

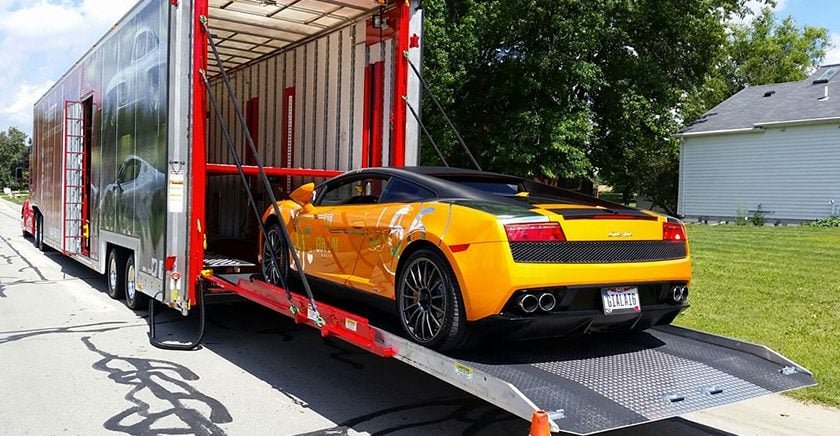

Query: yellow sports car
260;167;691;350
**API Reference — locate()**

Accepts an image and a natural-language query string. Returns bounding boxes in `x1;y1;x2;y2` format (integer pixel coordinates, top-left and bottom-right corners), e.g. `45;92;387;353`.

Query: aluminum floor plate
379;325;815;435
204;253;256;268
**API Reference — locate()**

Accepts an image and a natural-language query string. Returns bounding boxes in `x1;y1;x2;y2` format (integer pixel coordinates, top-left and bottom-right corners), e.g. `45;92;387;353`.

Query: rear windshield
435;174;632;210
455;180;521;195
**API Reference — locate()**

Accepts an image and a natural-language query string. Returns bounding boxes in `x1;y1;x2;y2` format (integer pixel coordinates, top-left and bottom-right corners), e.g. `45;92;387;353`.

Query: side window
319;177;389;206
379;178;435;203
118;160;140;183
146;32;159;53
132;32;147;62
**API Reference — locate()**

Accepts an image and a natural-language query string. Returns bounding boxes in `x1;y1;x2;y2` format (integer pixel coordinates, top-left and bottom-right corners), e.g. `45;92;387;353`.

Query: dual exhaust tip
672;286;689;303
517;292;556;314
517;285;688;314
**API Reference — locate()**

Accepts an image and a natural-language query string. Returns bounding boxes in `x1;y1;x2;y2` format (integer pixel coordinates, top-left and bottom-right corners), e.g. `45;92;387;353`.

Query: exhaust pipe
517;294;539;313
671;286;684;303
671;286;689;303
538;293;557;312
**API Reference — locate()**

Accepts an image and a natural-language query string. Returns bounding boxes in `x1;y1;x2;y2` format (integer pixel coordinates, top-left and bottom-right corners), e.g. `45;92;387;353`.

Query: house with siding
677;64;840;222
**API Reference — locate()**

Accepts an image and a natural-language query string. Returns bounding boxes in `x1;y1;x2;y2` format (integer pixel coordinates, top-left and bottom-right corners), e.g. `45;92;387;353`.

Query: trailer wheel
106;249;124;299
261;222;289;286
396;249;467;351
34;213;45;251
124;254;149;310
124;254;148;310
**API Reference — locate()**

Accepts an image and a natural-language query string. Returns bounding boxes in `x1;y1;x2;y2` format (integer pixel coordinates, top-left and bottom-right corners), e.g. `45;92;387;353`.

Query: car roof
322;166;635;212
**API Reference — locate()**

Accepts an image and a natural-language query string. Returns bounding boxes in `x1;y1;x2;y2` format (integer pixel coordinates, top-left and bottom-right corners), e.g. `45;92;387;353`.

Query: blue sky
0;0;838;136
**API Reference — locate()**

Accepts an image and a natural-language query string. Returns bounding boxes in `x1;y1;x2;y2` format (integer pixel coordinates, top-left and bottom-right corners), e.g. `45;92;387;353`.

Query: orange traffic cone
529;410;550;436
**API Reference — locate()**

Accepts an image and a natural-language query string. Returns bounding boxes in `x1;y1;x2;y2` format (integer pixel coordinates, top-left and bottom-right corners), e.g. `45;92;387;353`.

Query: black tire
396;249;467;351
261;222;289;286
124;254;148;310
105;249;124;299
35;213;45;251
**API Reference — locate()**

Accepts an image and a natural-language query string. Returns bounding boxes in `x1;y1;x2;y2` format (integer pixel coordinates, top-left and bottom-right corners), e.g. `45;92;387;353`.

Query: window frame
314;174;391;207
378;176;437;204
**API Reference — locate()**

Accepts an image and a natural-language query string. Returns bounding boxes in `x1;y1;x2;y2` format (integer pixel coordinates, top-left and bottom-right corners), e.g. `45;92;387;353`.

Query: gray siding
678;123;840;221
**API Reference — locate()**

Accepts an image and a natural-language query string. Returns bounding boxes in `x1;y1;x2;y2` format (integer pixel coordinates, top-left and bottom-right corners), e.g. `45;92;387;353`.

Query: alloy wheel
400;257;448;343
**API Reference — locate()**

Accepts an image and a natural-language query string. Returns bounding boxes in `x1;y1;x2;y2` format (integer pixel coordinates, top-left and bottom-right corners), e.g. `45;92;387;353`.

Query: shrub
735;207;748;226
750;204;766;226
811;216;840;228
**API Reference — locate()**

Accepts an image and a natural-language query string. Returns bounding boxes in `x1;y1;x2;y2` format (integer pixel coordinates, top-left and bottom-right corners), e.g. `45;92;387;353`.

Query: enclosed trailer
25;1;816;434
29;0;423;311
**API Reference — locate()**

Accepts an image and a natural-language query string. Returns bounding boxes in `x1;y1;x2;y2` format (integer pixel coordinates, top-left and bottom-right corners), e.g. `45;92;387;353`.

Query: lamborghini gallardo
260;167;691;350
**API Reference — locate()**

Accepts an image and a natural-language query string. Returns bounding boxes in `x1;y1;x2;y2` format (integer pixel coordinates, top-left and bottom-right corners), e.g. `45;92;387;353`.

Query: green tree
420;1;829;215
683;7;830;123
0;127;29;190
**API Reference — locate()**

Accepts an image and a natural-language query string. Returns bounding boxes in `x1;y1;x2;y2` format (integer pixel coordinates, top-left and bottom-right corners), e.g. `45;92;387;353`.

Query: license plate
601;287;641;315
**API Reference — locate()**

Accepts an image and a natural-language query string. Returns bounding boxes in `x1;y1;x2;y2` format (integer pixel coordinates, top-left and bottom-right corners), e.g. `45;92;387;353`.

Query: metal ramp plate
377;325;815;435
203;253;256;269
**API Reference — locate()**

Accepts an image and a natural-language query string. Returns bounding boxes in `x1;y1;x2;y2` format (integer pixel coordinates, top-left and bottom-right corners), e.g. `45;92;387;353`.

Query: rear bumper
448;240;692;320
470;304;687;341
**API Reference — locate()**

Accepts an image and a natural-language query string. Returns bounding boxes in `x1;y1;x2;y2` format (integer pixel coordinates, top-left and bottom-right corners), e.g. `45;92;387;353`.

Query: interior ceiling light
257;0;277;6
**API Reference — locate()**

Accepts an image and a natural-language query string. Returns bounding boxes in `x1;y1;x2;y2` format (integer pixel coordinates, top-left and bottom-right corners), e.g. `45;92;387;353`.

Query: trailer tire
261;222;290;286
124;254;148;311
396;249;468;351
34;213;45;251
106;249;124;299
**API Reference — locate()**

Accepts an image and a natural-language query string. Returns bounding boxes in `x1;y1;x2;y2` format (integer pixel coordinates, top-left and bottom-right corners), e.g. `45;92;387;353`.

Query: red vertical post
361;65;371;167
390;2;410;167
371;62;384;167
189;0;209;305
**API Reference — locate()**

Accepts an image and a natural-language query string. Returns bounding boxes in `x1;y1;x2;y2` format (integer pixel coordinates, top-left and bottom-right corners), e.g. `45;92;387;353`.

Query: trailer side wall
32;0;170;294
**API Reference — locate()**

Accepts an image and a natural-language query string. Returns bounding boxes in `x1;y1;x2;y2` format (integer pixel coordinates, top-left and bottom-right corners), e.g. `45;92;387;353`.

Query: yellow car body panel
262;197;691;322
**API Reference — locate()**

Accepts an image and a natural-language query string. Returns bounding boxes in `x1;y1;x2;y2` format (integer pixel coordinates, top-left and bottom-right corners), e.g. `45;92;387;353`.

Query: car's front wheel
396;249;467;351
261;222;289;286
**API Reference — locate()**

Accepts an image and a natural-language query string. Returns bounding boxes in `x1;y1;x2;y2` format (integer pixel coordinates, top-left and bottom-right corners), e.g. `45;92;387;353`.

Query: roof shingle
679;64;840;135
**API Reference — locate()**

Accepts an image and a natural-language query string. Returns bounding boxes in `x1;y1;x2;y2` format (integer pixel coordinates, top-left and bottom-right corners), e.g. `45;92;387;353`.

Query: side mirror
289;183;315;206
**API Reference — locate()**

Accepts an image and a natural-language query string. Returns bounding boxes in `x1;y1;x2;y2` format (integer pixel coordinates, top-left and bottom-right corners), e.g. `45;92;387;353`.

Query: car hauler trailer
24;0;815;434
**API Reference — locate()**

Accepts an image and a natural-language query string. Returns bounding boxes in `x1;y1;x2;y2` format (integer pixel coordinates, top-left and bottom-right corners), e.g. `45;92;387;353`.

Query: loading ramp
208;273;815;435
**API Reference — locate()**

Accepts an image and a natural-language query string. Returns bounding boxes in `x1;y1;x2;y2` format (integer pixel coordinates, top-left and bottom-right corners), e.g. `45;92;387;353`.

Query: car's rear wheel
124;254;148;310
397;249;467;351
106;249;124;299
261;222;289;286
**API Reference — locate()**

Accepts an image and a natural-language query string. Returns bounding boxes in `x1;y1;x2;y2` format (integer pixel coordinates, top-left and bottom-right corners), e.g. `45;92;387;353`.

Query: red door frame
81;96;93;257
190;0;209;305
390;2;410;167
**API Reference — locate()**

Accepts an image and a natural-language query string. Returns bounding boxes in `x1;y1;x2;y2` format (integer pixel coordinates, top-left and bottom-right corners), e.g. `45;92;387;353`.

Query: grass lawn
676;225;840;408
0;193;28;205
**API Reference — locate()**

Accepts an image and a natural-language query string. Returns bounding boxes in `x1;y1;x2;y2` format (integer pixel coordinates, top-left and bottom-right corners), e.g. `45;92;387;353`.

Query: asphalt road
0;199;837;436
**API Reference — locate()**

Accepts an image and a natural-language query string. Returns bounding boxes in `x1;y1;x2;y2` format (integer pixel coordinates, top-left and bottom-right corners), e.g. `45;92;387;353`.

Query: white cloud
732;0;789;26
0;3;84;37
0;0;135;135
826;33;840;65
0;80;55;126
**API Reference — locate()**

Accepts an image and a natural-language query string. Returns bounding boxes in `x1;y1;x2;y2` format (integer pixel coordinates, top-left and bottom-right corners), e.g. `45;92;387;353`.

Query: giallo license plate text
601;287;641;315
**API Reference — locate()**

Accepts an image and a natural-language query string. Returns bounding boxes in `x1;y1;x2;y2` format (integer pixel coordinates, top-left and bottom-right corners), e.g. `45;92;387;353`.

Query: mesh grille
510;241;687;264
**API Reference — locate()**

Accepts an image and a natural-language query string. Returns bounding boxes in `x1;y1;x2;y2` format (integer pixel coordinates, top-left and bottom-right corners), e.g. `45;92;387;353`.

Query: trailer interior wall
31;0;171;295
203;0;419;242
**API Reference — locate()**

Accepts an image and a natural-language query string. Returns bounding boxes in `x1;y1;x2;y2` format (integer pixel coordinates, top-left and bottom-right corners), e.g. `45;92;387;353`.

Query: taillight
663;222;687;241
505;223;566;242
